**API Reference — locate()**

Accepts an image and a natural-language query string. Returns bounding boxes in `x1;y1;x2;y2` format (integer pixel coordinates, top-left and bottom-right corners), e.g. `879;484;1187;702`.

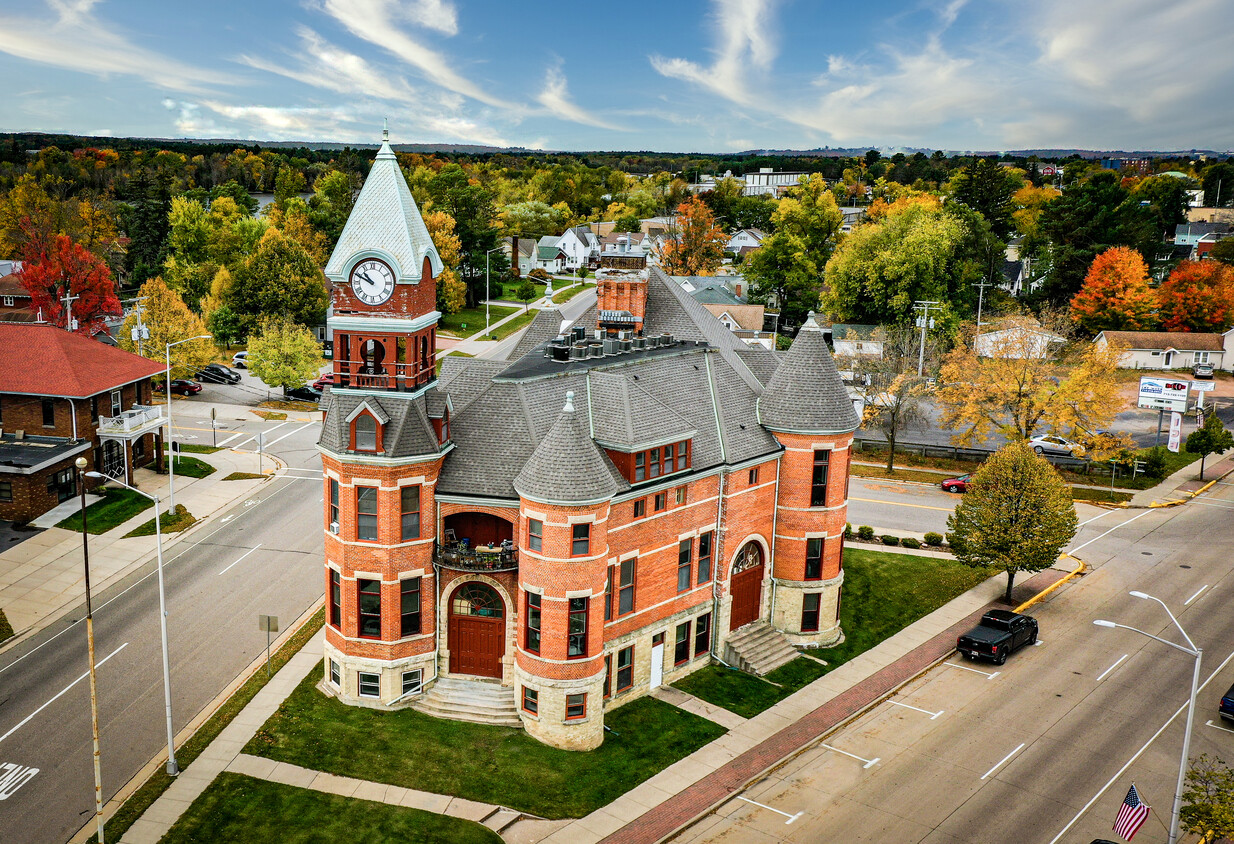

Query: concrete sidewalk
0;443;284;648
1128;448;1234;507
435;282;591;359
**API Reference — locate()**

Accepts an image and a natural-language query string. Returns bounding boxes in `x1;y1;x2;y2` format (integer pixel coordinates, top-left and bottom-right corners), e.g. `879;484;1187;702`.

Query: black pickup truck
956;610;1038;665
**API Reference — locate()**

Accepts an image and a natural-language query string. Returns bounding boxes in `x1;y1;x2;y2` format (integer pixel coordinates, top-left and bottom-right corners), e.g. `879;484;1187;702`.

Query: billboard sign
1167;411;1183;453
1138;377;1189;412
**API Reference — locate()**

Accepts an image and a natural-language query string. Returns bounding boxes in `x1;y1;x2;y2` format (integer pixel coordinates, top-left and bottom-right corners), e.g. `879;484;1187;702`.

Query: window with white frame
401;669;422;696
329;659;341;686
358;672;380;698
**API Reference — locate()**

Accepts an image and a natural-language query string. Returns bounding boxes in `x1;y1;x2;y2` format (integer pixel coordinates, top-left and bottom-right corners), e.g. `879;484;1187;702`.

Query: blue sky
1;0;1231;153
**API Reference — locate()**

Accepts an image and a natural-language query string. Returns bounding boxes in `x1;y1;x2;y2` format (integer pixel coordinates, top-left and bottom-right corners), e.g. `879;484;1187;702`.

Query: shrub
901;537;922;549
844;522;853;539
946;531;966;554
881;534;901;546
857;525;875;540
923;532;944;547
528;268;551;281
1144;446;1170;480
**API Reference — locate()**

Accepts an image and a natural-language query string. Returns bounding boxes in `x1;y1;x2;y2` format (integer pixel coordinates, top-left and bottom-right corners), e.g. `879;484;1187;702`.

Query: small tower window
354;414;378;451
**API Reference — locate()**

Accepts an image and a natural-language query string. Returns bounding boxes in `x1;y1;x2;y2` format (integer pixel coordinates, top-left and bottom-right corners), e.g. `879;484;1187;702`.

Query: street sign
258;615;279;633
1167;411;1183;453
1192;381;1215;392
1138;377;1189;412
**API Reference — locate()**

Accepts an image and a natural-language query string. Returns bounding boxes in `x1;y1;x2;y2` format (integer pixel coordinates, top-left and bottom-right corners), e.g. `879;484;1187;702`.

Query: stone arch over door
728;540;766;632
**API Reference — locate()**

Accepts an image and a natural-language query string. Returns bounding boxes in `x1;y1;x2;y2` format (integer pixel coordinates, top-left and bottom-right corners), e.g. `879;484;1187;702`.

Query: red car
155;379;202;396
941;474;972;493
312;372;334;390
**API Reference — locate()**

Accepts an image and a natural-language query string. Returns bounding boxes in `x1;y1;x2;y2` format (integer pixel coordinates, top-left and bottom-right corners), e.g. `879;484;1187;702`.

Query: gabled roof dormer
345;400;389;453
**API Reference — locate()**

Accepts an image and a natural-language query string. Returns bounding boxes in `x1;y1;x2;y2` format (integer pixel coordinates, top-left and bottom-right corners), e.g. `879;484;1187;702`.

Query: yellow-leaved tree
117;276;216;379
424;210;466;315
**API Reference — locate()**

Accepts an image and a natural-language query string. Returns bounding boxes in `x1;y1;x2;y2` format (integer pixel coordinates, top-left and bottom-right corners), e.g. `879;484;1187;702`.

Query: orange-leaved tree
1158;259;1234;332
17;233;120;334
1069;245;1157;334
662;197;727;276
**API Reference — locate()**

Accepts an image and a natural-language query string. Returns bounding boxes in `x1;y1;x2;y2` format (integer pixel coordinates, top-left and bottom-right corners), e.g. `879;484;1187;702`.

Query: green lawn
438;305;517;337
553;282;595;304
497;279;547;302
673;548;996;717
57;488;154;534
176;443;222;454
162;773;500;844
222;472;266;481
245;665;726;819
169;454;216;479
123;505;196;538
488;309;539;341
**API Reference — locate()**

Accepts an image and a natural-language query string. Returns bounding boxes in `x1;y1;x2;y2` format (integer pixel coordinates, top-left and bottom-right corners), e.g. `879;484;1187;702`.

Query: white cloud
651;0;778;106
0;0;236;95
240;26;419;103
319;0;503;106
535;64;624;131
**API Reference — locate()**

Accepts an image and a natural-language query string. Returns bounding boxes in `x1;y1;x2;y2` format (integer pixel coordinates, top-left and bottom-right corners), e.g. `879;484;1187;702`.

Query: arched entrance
448;582;506;678
729;541;765;631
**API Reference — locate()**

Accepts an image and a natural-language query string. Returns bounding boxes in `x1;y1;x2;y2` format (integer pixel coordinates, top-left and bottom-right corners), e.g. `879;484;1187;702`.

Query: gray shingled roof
588;370;696;449
324;137;443;282
757;314;861;435
505;307;567;362
514;392;620;504
439;357;511;413
319;388;441;457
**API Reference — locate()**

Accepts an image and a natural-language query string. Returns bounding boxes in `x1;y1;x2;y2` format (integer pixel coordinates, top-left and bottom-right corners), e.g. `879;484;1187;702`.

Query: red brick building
0;324;165;522
318;133;860;750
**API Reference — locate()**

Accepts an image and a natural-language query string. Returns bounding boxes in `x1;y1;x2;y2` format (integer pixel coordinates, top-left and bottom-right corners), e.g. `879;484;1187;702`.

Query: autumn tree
936;323;1124;445
1182;755;1234;842
948;158;1023;238
247;316;323;393
1069;246;1157;334
1010;184;1060;246
17;234;120;334
661;196;727;276
117;276;214;378
499;201;568;238
1185;413;1234;481
1158;259;1234;332
746;174;844;326
948;441;1078;603
226;228;329;330
424;210;466;315
0;173;117;260
846;327;938;472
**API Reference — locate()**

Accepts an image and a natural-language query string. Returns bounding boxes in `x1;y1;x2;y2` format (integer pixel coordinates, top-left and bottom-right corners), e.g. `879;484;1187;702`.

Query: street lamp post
1094;590;1202;844
165;335;211;515
85;472;178;776
75;456;106;843
484;246;503;334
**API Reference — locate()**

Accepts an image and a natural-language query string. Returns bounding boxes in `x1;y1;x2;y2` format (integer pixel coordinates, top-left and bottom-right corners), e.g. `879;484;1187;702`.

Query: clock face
349;259;396;306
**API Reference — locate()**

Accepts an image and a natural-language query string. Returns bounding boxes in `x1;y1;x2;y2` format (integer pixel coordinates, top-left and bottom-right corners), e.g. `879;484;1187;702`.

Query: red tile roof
0;323;164;398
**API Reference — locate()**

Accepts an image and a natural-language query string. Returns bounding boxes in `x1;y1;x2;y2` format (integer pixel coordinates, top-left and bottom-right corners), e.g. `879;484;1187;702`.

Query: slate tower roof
757;312;861;435
513;391;620;505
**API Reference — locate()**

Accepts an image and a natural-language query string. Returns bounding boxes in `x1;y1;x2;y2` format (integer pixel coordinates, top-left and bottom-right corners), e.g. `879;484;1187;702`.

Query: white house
503;237;537;276
535;236;569;274
1094;329;1233;371
726;229;766;252
557;225;599;269
830;324;884;359
974;321;1066;359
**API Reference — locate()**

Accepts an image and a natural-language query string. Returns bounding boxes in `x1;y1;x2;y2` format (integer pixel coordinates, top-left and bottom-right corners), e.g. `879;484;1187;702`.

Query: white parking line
1185;585;1209;605
218;544;262;576
734;795;802;824
1067;510;1152;556
217;431;244;446
1189;500;1234;510
980;742;1026;780
820;743;879;768
1205;720;1234;735
1095;654;1129;683
888;700;944;719
233;420;291;450
264;422;316;449
0;643;129;745
944;661;1000;680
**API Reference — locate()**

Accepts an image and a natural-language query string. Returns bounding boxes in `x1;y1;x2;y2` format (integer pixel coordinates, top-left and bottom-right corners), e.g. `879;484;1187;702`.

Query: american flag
1113;783;1151;840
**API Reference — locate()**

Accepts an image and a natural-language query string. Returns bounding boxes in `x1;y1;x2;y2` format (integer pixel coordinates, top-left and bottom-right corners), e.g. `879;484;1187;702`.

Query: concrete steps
413;676;522;727
724;621;798;676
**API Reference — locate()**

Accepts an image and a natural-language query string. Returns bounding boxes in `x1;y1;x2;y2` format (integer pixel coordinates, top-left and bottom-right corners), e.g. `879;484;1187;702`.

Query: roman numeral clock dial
348;259;395;306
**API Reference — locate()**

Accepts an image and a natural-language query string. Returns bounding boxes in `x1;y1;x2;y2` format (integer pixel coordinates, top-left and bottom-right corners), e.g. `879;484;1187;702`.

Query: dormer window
354;413;378;451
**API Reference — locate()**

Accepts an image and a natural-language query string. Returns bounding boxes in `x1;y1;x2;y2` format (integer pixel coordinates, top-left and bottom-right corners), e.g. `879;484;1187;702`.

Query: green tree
949;158;1023;238
226;228;329;330
429;163;504;306
1201;162;1234;208
1182;754;1234;842
499;200;568;238
117;276;215;378
210;180;258;215
308;170;359;247
1185;412;1234;480
247;316;323;392
613;213;642;233
207;304;244;350
515;278;537;312
1133;174;1192;237
1211;237;1234;266
947;441;1078;602
273;165;308;210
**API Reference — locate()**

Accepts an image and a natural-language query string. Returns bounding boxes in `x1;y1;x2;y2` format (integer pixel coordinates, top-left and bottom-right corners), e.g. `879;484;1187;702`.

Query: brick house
0;261;36;323
317;133;860;751
0;324;165;522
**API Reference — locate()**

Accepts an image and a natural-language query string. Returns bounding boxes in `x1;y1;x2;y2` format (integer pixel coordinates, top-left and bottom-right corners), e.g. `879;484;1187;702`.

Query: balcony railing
333;361;436;393
433;540;518;573
97;405;165;436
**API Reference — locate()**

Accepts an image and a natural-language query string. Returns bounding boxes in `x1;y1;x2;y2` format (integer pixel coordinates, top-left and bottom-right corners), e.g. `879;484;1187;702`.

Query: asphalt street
0;416;324;844
672;481;1234;844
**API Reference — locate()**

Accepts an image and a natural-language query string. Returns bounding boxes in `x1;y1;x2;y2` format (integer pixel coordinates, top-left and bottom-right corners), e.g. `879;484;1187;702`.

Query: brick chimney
595;270;648;336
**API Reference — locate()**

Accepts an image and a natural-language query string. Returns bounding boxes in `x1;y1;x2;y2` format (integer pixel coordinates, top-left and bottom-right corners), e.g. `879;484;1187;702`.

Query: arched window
354;414;378;451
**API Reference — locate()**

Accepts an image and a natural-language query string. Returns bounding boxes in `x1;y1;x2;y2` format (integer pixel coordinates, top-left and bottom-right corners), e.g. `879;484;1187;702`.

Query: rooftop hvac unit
645;336;659;348
602;338;619;355
618;330;632;340
571;342;588;360
632;337;646;350
661;333;674;345
572;325;587;341
620;339;633;353
550;344;571;362
588;343;604;359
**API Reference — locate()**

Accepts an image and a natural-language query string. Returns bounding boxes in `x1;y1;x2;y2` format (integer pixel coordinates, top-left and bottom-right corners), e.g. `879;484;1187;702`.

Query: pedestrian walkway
111;554;1072;844
1129;448;1234;507
434;282;590;359
0;444;283;647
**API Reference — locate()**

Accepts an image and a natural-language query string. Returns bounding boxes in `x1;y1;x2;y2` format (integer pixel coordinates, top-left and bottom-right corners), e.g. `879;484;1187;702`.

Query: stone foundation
770;571;844;647
514;664;606;750
323;639;438;707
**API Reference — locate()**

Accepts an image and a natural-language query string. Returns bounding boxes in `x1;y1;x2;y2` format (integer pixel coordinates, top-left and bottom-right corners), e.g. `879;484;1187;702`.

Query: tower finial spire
382;118;389;142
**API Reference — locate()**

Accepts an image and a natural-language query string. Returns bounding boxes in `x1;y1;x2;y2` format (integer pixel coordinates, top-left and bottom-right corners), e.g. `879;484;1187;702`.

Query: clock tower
318;129;453;709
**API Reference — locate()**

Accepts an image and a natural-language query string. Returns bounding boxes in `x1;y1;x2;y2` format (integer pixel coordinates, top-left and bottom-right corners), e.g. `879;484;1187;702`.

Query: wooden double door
448;582;505;678
729;542;765;632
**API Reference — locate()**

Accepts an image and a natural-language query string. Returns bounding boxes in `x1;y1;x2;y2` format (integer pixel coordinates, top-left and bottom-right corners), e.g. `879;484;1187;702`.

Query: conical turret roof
324;129;444;282
757;312;861;435
514;391;619;505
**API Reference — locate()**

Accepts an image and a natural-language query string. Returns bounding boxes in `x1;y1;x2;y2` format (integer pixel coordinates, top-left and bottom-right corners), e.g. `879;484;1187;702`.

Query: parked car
941;474;972;493
1220;681;1234;722
232;351;249;369
284;385;323;402
311;372;334;390
1194;362;1215;379
956;610;1038;665
196;363;241;384
1027;434;1083;457
154;379;202;396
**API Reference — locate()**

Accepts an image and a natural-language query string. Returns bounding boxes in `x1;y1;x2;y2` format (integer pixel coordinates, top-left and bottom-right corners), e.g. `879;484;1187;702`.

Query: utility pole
914;301;942;377
61;290;79;332
130;297;150;356
972;279;993;329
